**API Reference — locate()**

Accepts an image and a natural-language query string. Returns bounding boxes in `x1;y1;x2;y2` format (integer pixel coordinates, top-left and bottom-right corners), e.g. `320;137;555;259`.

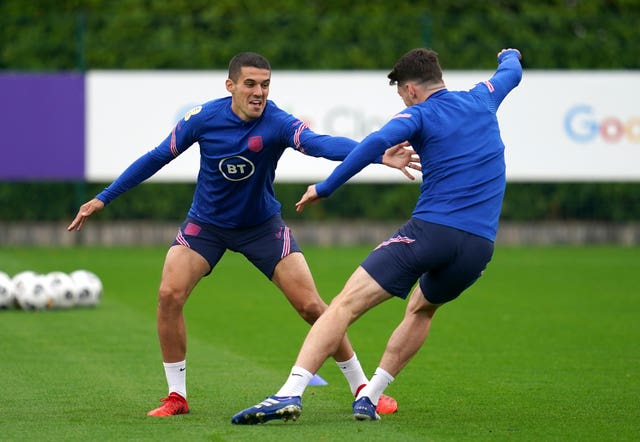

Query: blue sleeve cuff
315;181;331;198
95;191;112;206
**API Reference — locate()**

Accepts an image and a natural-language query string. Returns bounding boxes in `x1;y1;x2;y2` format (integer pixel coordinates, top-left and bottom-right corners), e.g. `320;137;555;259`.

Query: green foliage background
2;0;639;70
1;0;639;222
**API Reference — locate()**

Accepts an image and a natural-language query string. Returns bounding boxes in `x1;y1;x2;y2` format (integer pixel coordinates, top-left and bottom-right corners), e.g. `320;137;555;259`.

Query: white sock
275;366;314;397
356;367;394;405
336;353;369;396
163;360;187;399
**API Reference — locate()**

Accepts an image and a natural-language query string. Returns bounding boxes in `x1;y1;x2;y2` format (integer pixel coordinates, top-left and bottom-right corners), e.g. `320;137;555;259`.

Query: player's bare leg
272;252;356;362
272;255;397;412
378;286;440;377
232;266;395;424
148;245;210;417
293;266;392;377
352;286;439;419
157;245;210;362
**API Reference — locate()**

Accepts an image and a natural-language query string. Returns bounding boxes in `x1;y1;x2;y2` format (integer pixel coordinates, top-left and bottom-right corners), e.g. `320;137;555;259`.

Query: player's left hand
382;142;421;180
498;48;522;60
67;198;105;231
295;184;320;213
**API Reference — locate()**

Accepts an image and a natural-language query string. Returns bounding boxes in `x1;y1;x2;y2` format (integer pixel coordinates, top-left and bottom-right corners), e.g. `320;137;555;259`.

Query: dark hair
228;52;271;81
387;48;443;86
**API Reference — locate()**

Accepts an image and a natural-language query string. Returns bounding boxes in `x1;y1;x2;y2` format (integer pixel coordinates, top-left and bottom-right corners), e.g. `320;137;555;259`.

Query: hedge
1;182;638;222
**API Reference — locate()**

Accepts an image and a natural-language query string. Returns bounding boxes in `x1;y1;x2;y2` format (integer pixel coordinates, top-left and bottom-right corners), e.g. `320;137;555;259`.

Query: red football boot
147;392;190;417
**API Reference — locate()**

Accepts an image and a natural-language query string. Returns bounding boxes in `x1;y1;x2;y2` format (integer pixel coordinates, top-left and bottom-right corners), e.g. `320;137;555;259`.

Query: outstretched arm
294;122;420;181
66;149;169;233
67;198;105;231
67;132;178;232
296;142;420;213
67;106;201;232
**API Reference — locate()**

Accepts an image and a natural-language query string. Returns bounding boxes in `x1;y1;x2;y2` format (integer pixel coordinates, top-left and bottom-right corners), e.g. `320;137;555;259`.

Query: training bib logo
219;156;255;181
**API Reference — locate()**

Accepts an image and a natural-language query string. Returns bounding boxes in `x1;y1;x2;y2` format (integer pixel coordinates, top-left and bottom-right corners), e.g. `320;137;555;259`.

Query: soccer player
232;48;522;424
68;52;418;417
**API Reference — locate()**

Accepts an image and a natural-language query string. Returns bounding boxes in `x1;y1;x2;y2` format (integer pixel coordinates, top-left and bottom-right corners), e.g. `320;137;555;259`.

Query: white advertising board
87;70;640;182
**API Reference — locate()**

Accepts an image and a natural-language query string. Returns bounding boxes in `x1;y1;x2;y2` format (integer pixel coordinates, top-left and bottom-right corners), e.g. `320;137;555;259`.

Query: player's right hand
67;198;105;231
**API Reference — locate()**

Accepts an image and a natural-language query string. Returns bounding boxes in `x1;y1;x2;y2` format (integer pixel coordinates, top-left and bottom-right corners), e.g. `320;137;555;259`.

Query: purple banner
0;73;85;180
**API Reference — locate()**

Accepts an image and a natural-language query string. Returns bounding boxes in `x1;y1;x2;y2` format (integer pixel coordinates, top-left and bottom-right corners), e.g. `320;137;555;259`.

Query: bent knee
295;299;327;324
158;283;189;308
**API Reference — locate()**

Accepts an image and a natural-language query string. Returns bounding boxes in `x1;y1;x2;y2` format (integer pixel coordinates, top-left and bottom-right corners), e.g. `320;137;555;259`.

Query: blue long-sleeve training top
316;49;523;241
97;97;368;228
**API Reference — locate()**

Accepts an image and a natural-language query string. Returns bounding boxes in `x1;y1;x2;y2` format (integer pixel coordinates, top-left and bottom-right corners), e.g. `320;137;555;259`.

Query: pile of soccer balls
0;270;102;311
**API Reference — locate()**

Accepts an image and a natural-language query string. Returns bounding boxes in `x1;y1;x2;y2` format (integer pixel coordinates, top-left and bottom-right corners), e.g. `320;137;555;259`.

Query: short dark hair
228;52;271;81
387;48;443;86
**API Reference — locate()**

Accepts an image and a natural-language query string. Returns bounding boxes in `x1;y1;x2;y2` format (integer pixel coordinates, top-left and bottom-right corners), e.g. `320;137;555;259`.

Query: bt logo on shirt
219;156;255;181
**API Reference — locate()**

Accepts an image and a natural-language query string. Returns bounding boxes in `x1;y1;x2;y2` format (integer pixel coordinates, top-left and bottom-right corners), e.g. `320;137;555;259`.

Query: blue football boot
231;395;302;425
353;396;381;421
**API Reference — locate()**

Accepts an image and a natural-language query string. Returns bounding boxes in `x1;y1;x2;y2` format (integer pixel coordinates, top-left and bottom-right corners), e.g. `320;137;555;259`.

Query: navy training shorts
171;214;302;279
361;218;494;304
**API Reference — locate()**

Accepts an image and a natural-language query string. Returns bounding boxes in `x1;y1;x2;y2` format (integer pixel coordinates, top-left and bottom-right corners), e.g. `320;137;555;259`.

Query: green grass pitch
0;245;638;441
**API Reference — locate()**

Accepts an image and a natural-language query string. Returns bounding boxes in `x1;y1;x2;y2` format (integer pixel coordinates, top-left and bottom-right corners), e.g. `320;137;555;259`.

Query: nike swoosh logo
179;367;186;372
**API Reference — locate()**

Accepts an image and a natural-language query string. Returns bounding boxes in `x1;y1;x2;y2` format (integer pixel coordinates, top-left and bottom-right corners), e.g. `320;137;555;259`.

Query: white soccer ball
12;271;37;310
0;271;15;309
70;270;102;307
14;272;50;310
45;271;79;309
12;270;36;284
